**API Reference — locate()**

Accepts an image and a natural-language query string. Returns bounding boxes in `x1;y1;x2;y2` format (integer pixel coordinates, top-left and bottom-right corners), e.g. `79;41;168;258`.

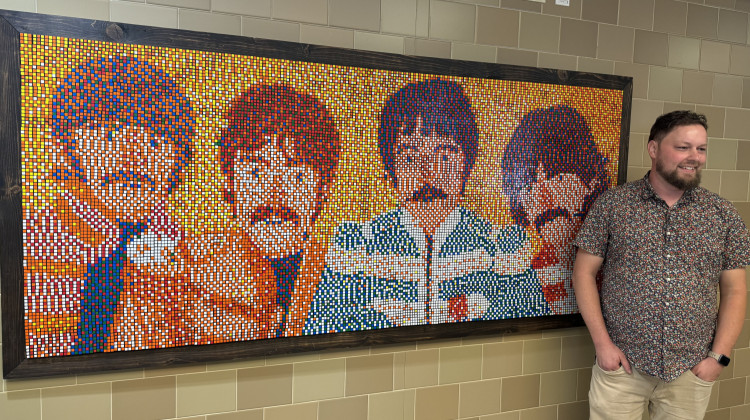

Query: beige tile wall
1;0;750;418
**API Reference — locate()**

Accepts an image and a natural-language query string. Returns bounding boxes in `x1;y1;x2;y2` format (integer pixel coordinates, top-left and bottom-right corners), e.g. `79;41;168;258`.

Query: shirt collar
638;170;697;204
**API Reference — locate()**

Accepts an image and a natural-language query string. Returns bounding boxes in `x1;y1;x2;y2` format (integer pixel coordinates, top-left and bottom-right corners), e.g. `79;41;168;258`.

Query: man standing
304;79;550;334
502;105;609;314
188;83;341;341
573;110;750;419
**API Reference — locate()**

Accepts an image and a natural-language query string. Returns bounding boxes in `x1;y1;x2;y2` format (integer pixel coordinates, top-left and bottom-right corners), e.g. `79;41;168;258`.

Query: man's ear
647;139;658;160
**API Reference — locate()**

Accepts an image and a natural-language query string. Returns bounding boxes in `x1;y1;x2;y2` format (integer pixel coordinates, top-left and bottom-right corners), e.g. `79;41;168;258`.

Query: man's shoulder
330;208;404;250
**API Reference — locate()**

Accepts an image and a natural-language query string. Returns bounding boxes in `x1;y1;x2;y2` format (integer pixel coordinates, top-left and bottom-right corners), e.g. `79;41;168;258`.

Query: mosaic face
17;33;624;358
233;135;321;259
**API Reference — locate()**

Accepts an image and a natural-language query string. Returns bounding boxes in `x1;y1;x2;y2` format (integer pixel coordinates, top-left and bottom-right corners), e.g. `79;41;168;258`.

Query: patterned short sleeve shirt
574;173;750;382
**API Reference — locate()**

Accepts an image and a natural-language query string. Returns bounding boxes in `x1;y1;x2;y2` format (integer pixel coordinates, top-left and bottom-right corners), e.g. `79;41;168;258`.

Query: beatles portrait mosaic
17;33;624;358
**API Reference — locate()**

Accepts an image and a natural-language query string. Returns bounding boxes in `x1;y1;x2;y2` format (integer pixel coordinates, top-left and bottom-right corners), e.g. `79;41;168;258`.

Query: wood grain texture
0;8;630;379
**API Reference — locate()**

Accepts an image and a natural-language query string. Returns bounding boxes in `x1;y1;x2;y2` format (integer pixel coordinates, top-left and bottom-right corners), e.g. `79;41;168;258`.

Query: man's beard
655;159;701;190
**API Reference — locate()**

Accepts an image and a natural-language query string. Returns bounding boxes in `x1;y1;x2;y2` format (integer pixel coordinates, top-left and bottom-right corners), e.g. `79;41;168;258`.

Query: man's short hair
502;105;609;228
648;110;708;143
219;84;341;213
378;79;479;189
51;55;195;192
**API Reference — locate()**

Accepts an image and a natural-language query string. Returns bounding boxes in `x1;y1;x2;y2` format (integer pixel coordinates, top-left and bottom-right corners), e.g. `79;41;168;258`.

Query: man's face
233;135;321;259
523;165;597;264
70;124;177;222
648;124;707;190
393;117;466;212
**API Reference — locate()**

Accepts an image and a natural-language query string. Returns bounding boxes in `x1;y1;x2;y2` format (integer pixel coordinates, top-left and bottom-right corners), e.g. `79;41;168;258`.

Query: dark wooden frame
0;9;632;379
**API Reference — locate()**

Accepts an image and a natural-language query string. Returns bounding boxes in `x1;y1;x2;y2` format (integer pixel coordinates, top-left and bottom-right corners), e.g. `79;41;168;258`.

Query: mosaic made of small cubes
19;34;623;357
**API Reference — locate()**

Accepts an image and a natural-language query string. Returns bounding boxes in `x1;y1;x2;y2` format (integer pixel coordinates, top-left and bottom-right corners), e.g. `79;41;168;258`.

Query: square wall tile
687;4;719;40
0;0;35;13
42;383;111;420
542;0;581;19
237;364;293;410
212;0;271;17
519;12;560;53
649;67;683;102
540;370;578;405
725;108;750;140
730;45;750;77
429;0;476;42
628;133;647;168
713;75;744;107
654;0;687;35
329;0;380;31
414;385;459;420
699;40;730;75
719;9;749;44
150;0;209;9
720;171;750;201
264;402;318;420
620;0;654;30
242;17;299;42
37;0;109;20
627;166;650;182
417;0;429;38
718;377;747;408
668;36;700;69
520;405;557;420
561;334;595;369
0;390;41;420
737;141;750;171
634;30;668;66
614;62;650;99
176;370;236;417
178;9;241;36
581;0;618;24
404;38;452;59
538;52;577;71
503;0;541;12
369;390;415;420
382;0;417;36
476;6;519;47
272;0;327;25
497;47;538;67
346;354;394;396
558;401;591;420
630;99;666;133
597;24;634;62
319;396;368;420
405;349;439;388
439;344;482;384
483;341;524;378
701;170;722;195
300;25;354;49
559;18;597;58
577;367;593;400
682;71;714;105
577;57;614;75
502;375;540;412
354;32;404;54
696;105;726;138
707;139;738;171
452;42;497;63
112;376;176;420
523;338;562;374
110;2;178;29
293;358;345;403
459;379;501;418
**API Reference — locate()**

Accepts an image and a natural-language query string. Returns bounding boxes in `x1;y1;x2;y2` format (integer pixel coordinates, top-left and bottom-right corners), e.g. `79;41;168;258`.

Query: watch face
719;355;731;366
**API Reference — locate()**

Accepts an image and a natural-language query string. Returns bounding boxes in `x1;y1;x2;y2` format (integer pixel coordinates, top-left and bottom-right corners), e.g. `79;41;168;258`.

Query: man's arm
572;248;632;373
691;267;747;382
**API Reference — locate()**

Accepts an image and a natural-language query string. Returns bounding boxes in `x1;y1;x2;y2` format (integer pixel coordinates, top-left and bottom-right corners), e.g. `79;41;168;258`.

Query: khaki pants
589;362;713;420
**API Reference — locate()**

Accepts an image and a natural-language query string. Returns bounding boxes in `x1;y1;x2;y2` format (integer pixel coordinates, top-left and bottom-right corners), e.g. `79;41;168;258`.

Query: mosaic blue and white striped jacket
303;206;550;335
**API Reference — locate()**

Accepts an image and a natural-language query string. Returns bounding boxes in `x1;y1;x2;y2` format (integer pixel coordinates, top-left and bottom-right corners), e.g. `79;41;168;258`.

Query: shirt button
666;254;672;258
666;302;670;306
666;231;671;235
666;277;671;281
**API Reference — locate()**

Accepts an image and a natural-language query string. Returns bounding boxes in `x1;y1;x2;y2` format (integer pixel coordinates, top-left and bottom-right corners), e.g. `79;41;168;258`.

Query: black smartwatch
708;350;731;367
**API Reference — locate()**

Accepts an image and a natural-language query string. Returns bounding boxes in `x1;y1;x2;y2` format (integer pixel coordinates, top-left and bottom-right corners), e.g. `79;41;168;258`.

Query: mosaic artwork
18;34;624;358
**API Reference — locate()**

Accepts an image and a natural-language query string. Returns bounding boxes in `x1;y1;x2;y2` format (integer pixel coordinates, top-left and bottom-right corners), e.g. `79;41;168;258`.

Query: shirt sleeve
572;193;611;258
721;201;750;270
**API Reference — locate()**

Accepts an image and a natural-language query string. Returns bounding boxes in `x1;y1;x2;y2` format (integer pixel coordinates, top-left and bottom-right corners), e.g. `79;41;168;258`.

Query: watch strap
708;350;731;366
